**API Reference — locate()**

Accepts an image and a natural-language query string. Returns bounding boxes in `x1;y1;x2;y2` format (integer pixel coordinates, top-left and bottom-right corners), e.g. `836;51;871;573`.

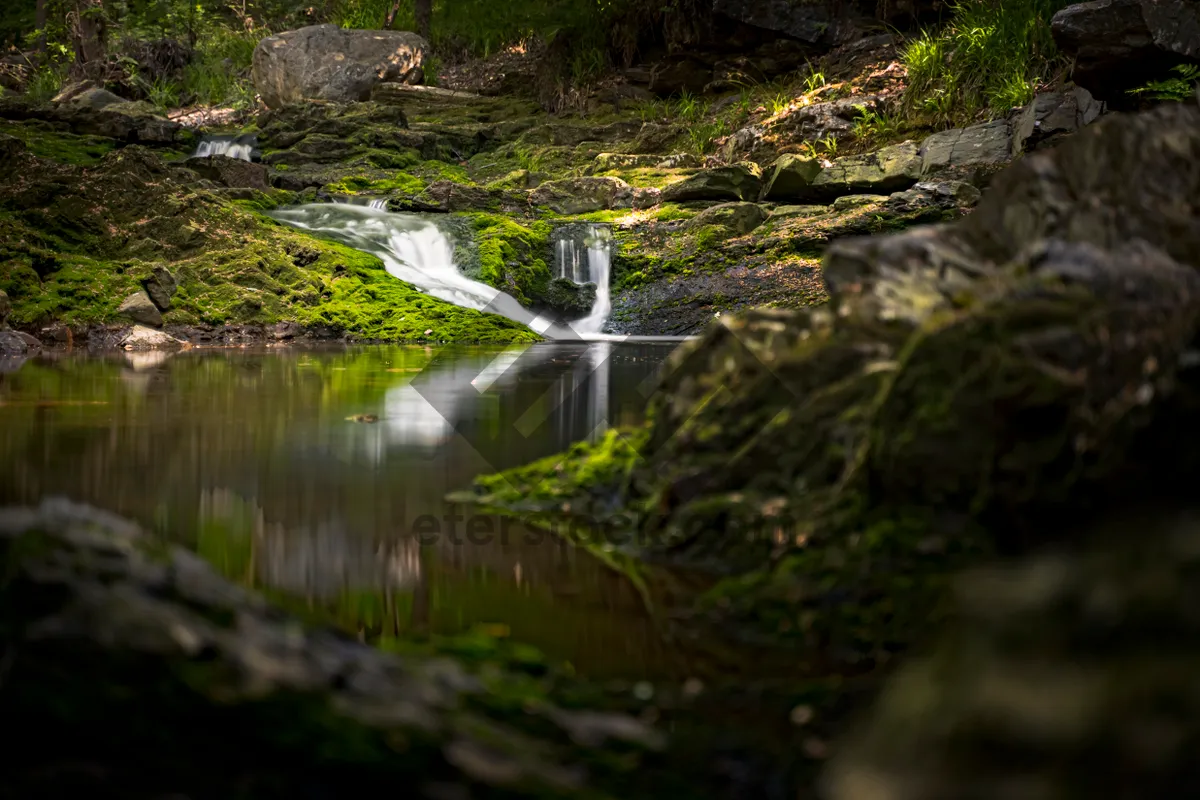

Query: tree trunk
72;0;107;68
414;0;432;40
383;0;402;29
35;0;47;52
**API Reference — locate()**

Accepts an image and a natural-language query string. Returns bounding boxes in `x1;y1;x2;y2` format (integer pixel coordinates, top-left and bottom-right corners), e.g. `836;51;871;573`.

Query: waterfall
570;225;613;336
269;204;577;339
368;198;388;210
193;135;255;162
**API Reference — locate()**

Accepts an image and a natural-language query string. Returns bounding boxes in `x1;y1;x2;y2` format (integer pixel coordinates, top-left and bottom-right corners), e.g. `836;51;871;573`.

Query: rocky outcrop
462;101;1200;662
0;498;661;798
686;202;769;235
252;25;429;109
120;324;185;349
918;119;1013;180
141;266;178;311
712;0;857;44
760;154;823;201
1051;0;1200;103
823;508;1200;800
118;291;163;327
185;154;270;190
808;141;921;200
1012;86;1107;155
661;163;763;202
530;176;634;214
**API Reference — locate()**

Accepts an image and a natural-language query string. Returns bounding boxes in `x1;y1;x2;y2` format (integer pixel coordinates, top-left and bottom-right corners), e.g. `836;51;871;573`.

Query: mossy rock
457;103;1200;660
0;498;662;798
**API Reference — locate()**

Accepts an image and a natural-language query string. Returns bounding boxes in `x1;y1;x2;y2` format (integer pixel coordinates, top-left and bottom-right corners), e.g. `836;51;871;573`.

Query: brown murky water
0;341;684;679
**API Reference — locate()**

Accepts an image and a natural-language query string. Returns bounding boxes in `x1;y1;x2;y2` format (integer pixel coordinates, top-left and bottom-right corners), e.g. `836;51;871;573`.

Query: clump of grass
902;0;1075;126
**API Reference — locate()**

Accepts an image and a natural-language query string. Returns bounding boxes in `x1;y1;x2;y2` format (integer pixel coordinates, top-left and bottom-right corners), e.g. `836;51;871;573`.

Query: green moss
323;172;426;196
464;212;554;306
0;120;115;165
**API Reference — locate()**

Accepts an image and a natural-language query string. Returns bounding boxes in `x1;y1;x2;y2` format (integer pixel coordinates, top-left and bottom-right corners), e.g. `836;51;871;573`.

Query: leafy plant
851;109;900;143
1128;64;1200;102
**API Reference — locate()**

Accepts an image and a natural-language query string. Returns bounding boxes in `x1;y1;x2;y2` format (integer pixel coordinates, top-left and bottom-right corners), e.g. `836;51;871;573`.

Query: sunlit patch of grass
901;0;1075;127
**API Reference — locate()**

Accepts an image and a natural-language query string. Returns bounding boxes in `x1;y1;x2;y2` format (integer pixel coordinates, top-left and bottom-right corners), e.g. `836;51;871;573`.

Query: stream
0;341;689;680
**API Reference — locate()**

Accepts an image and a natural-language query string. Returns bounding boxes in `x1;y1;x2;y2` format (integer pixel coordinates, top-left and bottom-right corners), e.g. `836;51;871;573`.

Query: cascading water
571;225;613;336
268;204;576;339
192;134;256;161
551;224;614;336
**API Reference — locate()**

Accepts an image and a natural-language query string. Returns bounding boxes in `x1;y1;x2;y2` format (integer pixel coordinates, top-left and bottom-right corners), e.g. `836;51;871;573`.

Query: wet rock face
252;25;430;109
823;509;1200;800
184;154;270;190
117;291;164;328
1052;0;1200;104
0;499;661;798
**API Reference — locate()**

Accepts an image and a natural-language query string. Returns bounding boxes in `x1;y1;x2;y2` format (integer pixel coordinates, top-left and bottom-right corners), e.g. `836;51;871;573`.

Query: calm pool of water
0;341;685;679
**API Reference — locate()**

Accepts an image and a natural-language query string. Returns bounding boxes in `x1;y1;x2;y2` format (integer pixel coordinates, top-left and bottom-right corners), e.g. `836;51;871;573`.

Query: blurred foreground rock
0;498;660;798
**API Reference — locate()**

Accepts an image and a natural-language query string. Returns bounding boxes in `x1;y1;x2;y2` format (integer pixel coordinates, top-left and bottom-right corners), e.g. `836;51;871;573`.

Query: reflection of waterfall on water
552;224;614;336
269;204;577;338
193;135;255;161
197;487;421;598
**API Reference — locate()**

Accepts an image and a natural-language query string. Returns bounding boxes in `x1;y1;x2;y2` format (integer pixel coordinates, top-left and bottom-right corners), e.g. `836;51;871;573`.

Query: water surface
0;341;685;679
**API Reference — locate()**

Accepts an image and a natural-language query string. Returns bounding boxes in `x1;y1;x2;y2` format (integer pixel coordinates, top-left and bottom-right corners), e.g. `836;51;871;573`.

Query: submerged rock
0;498;661;797
120;324;184;349
118;291;164;327
252;24;429;109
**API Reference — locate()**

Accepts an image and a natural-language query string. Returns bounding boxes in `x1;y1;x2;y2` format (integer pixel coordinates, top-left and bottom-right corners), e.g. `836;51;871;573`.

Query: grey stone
118;291;164;328
661;163;763;203
887;180;982;210
687;202;769;235
0;330;28;355
252;24;429;109
761;154;823;201
1012;86;1107;156
770;204;829;220
832;194;889;211
120;324;184;349
919;120;1013;177
142;266;178;311
809;141;922;200
1052;0;1200;102
184;155;270;190
530;177;634;215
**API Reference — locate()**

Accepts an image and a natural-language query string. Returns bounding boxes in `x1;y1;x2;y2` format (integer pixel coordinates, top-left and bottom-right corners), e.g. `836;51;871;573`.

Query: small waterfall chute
566;224;613;336
269;203;578;339
192;134;257;162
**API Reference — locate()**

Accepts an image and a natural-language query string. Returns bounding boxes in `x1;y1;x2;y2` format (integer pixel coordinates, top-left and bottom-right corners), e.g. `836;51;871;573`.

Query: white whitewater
570;225;613;337
269;203;576;338
193;137;253;161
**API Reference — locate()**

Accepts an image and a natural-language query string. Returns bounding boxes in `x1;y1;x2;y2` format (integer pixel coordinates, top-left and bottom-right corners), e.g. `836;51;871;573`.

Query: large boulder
661;163;763;203
184;154;270;190
118;291;164;327
252;25;429;109
1012;86;1107;155
460;102;1200;663
760;154;823;201
141;266;178;311
808;141;922;200
686;202;769;235
918;119;1013;181
530;177;634;215
712;0;857;44
823;508;1200;800
121;324;185;349
1051;0;1200;104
